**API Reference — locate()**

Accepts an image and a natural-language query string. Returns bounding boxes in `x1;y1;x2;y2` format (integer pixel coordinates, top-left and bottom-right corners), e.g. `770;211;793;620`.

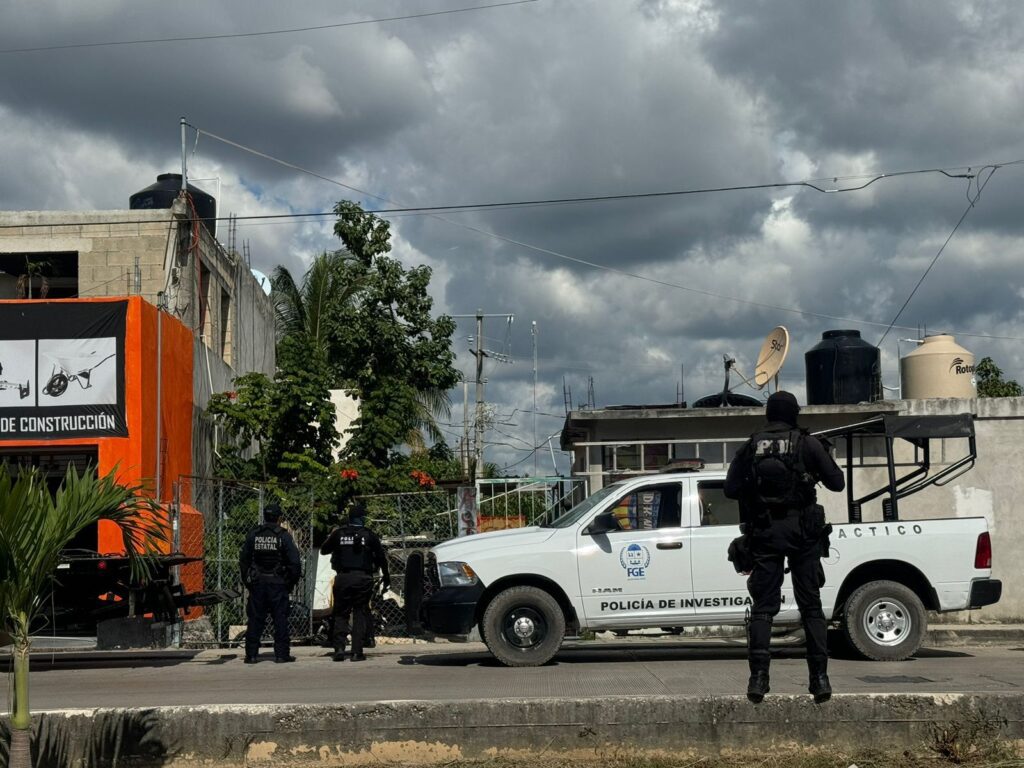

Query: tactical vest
748;428;813;511
331;526;375;573
251;524;285;573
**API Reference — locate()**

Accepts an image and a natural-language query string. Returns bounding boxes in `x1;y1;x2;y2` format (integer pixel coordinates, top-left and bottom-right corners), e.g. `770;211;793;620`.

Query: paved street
5;639;1024;711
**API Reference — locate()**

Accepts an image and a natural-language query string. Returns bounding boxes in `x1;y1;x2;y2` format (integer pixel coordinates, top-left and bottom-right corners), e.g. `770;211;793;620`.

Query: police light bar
658;459;705;473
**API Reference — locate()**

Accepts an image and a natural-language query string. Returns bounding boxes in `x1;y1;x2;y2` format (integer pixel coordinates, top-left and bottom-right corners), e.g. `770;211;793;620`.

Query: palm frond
0;465;167;638
270;265;305;342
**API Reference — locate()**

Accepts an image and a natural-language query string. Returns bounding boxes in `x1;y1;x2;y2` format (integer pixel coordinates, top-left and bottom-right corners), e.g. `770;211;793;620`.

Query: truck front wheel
842;580;926;661
481;586;565;667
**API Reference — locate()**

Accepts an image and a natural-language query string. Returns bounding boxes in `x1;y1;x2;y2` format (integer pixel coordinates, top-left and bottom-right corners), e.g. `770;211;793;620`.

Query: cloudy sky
2;0;1023;472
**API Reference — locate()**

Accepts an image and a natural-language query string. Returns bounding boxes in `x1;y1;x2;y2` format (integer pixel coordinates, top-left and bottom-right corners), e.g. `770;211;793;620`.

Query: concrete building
561;396;1024;622
0;181;275;478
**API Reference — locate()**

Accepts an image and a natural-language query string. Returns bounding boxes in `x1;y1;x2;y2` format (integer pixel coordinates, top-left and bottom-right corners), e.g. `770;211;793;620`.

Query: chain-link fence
173;476;316;647
170;477;590;646
354;490;457;640
349;479;587;639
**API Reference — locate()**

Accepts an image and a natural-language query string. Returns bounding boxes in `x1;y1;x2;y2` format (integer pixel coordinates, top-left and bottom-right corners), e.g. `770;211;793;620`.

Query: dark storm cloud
0;2;435;188
2;0;1023;470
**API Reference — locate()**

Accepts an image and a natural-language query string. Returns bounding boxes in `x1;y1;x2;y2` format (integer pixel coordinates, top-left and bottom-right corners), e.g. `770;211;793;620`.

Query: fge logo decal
619;543;651;580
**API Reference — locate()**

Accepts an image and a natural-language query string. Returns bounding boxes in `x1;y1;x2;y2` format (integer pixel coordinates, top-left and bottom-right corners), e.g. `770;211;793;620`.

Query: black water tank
130;173;217;236
805;330;881;405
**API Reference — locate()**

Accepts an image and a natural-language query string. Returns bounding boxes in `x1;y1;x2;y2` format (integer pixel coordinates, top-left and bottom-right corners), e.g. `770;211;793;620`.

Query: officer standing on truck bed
725;391;844;704
320;500;390;661
240;503;302;664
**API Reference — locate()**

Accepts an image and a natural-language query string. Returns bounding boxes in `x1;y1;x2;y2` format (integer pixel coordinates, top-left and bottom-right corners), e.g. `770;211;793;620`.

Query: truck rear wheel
842;580;926;661
481;586;565;667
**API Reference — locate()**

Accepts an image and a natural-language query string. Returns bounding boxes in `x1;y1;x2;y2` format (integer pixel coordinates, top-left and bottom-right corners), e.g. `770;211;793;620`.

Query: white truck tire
842;580;926;661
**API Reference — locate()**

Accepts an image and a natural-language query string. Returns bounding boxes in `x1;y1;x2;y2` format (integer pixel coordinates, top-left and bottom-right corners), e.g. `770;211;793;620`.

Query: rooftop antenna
713;325;790;407
563;376;573;415
586;376;596;409
754;325;790;392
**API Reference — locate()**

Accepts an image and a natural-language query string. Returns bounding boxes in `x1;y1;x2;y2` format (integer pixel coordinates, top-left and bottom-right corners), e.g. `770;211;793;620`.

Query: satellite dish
754;326;789;389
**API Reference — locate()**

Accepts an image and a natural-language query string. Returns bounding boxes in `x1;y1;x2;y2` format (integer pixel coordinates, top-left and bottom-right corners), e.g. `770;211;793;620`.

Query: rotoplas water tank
900;334;977;399
130;173;217;236
805;330;881;405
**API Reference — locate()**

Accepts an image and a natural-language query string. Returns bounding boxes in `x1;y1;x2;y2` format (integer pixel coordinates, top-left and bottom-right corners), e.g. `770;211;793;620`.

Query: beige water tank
900;334;977;399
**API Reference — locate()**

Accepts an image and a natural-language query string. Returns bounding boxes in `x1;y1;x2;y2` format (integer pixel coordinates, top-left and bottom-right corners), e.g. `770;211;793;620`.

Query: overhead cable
876;165;1001;347
0;1;540;54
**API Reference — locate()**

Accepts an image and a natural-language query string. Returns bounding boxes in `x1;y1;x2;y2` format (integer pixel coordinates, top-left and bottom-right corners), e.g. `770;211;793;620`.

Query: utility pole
462;378;470;477
452;310;514;481
475;309;484;477
532;321;538;477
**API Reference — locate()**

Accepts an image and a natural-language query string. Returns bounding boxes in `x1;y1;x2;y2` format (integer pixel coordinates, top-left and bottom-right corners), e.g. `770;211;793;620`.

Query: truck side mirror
584;511;619;536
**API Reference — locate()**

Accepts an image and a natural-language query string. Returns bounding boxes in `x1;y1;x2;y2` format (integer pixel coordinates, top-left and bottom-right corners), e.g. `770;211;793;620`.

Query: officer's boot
746;612;773;703
802;608;831;703
808;660;832;704
747;661;770;704
332;644;346;662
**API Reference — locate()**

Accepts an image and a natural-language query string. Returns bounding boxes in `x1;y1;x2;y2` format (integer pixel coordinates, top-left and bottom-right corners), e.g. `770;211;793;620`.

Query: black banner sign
0;301;128;439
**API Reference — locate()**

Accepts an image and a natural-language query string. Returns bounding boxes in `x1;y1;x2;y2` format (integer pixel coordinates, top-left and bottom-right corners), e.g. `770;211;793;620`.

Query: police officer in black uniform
725;391;844;704
320;501;390;662
239;503;302;664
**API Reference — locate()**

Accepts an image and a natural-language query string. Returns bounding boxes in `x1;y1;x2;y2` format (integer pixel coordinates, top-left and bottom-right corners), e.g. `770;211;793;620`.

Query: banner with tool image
0;300;127;439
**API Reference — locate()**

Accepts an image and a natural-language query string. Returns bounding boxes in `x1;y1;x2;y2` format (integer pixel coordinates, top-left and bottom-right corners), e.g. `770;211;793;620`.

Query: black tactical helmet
766;391;800;427
263;503;282;523
347;500;367;528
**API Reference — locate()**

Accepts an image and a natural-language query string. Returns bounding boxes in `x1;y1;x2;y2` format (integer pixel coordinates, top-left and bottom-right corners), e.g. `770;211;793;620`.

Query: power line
876;165;1000;347
0;1;540;54
7;126;1024;341
188;127;1024;341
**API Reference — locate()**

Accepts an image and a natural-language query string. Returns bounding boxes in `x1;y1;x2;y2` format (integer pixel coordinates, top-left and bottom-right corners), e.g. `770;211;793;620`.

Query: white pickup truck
413;415;1001;667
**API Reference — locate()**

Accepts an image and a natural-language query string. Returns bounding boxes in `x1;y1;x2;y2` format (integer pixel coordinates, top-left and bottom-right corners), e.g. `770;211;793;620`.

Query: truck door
576;481;694;627
687;477;799;623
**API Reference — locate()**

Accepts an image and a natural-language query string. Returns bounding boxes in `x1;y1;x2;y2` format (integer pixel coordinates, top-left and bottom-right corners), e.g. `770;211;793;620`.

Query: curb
16;693;1024;767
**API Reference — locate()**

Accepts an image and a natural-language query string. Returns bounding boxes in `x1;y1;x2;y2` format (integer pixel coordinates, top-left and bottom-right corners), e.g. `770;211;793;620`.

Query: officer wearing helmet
239;502;302;664
320;500;390;661
725;391;844;704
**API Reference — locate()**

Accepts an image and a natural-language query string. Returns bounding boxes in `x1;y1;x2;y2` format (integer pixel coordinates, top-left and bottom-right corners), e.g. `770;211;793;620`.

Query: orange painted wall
0;296;197;554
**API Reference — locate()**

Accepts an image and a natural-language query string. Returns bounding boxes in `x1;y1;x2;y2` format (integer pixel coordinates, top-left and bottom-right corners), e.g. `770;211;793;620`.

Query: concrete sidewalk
6;641;1024;766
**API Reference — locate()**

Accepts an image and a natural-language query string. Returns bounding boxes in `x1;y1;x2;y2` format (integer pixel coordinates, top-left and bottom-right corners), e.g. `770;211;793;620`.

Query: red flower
340;468;359;480
411;470;435;488
226;390;238;401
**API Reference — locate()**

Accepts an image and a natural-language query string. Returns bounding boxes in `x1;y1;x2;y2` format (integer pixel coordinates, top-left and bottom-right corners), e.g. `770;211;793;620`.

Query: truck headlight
437;561;478;587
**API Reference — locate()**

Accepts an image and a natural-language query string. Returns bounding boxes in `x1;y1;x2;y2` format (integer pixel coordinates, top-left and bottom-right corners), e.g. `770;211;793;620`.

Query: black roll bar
810;413;976;523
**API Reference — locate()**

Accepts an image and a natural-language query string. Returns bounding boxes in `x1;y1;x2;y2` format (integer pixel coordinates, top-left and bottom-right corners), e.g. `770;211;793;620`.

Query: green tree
0;466;166;768
326;201;460;465
205;333;339;482
975;356;1023;397
271;250;362;361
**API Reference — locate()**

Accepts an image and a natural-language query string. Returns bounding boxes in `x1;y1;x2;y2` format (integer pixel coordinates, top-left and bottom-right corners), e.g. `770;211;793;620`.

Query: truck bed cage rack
812;413;976;523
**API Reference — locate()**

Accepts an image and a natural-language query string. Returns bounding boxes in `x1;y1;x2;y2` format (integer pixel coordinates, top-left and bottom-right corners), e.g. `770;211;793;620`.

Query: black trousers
331;572;374;654
746;511;828;675
245;578;291;659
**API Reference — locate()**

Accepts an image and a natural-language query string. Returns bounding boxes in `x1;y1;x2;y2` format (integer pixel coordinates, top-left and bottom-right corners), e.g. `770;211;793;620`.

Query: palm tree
406;386;453;454
0;466;167;768
273;249;453;458
271;251;362;358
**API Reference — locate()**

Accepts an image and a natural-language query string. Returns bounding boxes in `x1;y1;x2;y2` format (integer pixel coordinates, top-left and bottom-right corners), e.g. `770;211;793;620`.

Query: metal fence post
308;486;314;639
217;480;224;645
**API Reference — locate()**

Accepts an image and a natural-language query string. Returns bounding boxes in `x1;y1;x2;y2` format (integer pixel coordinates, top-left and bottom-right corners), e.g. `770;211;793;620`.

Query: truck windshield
544;484;622;528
